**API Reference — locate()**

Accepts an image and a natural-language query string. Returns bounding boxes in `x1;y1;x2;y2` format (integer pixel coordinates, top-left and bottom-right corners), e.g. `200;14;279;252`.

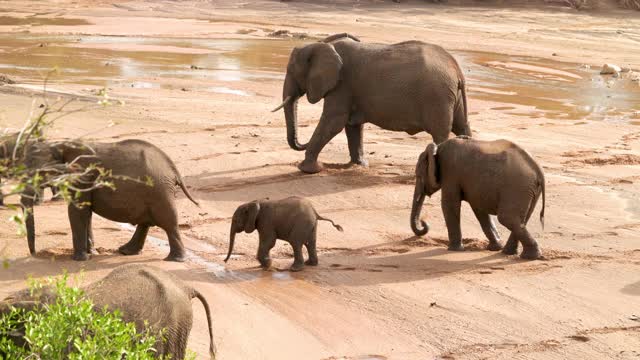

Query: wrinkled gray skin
411;136;546;260
0;132;60;207
275;33;470;174
0;264;216;359
225;196;343;271
22;139;198;262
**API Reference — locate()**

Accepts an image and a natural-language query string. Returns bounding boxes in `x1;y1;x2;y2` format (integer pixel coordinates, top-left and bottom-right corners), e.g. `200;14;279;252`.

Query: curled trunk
411;180;429;236
283;73;307;151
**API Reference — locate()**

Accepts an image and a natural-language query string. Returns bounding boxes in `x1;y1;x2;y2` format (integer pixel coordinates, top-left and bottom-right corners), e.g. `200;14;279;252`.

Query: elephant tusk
271;96;292;113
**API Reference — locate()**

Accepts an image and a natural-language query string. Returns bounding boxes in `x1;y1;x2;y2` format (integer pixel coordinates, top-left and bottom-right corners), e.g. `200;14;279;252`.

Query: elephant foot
501;243;518;255
290;262;305;272
448;243;464;252
164;252;187;262
305;258;318;266
118;244;142;256
520;246;541;260
298;159;323;174
349;158;369;167
72;252;90;261
486;241;503;251
259;258;272;269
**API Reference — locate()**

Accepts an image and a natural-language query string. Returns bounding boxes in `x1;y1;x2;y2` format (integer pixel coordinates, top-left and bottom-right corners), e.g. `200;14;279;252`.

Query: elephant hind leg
118;224;149;256
472;207;502;251
497;211;541;260
151;202;186;262
304;226;318;266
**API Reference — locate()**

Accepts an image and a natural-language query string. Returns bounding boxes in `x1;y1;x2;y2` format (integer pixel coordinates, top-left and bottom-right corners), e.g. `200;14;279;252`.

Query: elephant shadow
184;162;415;203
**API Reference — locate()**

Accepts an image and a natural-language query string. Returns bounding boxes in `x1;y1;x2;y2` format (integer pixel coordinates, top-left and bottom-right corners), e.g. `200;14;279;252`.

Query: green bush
0;275;165;359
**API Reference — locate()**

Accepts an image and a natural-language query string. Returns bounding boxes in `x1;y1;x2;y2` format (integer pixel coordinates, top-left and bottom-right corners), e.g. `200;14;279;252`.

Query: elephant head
411;143;441;236
21;141;97;255
224;201;261;262
272;42;344;151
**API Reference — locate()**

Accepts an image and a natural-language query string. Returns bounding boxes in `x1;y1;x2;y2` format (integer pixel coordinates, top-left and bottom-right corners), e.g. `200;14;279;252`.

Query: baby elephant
1;264;216;359
411;136;546;259
224;196;343;271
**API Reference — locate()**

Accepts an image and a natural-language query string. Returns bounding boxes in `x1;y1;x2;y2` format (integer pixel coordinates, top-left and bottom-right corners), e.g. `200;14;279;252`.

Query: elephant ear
426;143;440;190
49;141;97;166
299;43;343;104
244;201;260;234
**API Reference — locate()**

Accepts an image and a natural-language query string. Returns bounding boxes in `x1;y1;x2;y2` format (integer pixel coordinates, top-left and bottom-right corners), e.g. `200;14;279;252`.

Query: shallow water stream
0;33;638;122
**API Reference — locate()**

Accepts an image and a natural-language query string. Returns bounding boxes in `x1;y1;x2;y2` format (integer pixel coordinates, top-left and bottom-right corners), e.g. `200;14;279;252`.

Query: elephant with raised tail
411;136;546;259
272;33;471;174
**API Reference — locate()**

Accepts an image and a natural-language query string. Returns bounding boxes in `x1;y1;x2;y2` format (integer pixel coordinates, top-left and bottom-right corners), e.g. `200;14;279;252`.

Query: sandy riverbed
0;1;639;359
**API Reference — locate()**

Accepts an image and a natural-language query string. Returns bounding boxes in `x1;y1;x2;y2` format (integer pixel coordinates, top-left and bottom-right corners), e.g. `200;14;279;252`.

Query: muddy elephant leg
299;112;349;174
304;226;318;266
472;207;502;251
163;227;186;262
118;225;149;256
441;189;464;251
257;232;276;269
345;123;367;167
68;204;92;261
290;242;305;272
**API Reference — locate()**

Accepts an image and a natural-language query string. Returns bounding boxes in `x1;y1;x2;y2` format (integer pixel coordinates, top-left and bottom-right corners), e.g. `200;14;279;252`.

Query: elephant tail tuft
317;214;343;232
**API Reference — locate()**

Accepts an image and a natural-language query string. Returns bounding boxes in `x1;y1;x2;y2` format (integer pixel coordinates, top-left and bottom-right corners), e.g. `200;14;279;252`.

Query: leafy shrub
0;274;165;359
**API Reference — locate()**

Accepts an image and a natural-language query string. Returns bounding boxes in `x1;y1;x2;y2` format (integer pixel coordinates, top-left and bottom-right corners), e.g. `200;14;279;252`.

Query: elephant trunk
224;226;236;263
283;73;307;151
411;179;429;236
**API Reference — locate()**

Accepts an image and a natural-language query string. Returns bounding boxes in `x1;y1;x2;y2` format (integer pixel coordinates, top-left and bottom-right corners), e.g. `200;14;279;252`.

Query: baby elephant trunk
224;226;236;263
411;179;429;236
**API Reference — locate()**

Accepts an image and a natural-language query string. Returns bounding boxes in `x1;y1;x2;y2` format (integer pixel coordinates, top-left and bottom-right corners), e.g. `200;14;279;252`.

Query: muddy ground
0;1;639;359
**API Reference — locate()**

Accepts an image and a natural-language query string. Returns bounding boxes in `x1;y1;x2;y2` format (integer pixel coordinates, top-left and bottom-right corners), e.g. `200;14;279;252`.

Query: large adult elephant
272;33;471;174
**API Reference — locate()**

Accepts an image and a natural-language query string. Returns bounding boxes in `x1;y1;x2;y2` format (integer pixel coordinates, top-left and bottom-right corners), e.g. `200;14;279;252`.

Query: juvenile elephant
22;139;198;262
411;136;546;259
272;33;470;174
224;196;343;271
1;264;216;359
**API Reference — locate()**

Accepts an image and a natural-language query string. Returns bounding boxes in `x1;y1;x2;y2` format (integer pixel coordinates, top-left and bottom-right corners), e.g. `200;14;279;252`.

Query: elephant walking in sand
273;33;471;174
411;136;546;259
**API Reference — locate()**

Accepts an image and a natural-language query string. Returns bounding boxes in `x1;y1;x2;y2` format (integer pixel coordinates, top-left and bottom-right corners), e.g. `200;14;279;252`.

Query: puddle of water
0;16;91;26
208;86;251;96
457;50;640;121
0;34;296;88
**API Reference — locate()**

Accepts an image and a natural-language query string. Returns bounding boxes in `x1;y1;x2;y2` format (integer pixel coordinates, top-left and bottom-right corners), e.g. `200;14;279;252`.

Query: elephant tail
193;290;217;359
316;213;343;232
177;177;200;207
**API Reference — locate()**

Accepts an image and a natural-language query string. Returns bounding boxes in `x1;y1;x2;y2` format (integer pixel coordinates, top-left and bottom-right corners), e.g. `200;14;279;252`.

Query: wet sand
0;1;639;359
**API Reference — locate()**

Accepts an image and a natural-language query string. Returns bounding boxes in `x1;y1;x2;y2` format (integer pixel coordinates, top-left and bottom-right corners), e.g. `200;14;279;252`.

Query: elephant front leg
471;207;502;251
345;123;368;167
257;232;276;269
118;224;149;256
68;204;92;261
299;112;348;174
441;190;464;251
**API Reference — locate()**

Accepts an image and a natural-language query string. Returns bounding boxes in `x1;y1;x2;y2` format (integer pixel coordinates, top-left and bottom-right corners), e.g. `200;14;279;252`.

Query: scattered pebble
600;63;621;76
190;65;202;70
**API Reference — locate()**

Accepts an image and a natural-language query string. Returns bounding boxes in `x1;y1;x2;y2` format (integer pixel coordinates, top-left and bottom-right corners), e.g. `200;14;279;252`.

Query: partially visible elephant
224;196;343;271
21;139;198;262
273;33;470;174
1;264;216;359
411;136;546;259
0;131;60;206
